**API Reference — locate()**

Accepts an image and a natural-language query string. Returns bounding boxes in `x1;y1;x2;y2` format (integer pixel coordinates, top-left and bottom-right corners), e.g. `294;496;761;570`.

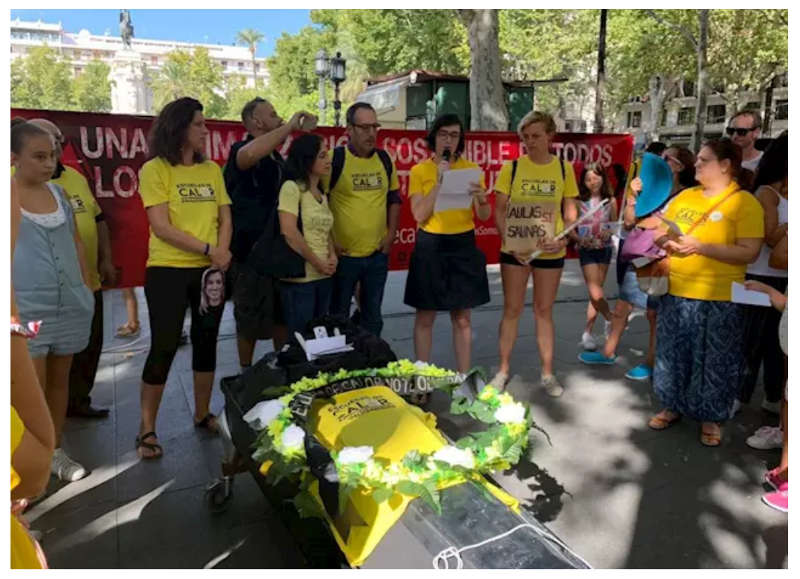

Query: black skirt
404;229;490;311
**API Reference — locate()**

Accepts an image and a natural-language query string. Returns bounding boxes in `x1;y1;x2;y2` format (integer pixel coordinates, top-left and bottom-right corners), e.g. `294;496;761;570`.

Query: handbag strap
684;189;741;236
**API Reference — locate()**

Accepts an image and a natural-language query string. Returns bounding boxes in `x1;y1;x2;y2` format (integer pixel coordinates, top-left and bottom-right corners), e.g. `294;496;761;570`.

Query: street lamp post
314;49;329;126
330;51;347;128
314;49;347;127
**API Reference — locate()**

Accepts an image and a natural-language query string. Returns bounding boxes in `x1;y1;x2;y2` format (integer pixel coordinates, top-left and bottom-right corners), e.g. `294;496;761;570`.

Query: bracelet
203;243;210;256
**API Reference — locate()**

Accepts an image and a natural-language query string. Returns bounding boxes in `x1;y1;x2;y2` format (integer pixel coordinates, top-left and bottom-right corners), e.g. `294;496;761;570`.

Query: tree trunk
647;75;673;143
691;10;709;152
458;9;508;131
250;48;258;87
594;9;608;133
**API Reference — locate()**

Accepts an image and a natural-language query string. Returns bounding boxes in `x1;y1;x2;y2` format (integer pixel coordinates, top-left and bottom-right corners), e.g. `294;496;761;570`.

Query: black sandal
136;431;163;459
194;413;220;434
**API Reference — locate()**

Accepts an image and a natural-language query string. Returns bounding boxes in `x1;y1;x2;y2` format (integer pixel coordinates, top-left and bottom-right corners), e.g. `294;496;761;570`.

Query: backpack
329;146;394;193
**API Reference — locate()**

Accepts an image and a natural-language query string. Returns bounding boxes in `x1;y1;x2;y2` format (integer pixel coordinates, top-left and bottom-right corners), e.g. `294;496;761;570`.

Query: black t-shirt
224;135;285;262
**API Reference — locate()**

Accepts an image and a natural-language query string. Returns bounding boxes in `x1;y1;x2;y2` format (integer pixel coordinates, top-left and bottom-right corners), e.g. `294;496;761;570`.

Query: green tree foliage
72;60;113;113
148;47;227;118
264;25;336;118
706;9;788;107
11;46;76;111
312;9;469;77
499;10;598;116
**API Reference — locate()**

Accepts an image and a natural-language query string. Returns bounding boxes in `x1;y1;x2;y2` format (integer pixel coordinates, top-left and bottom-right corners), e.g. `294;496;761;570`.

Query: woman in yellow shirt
491;112;579;397
648;139;764;446
277;133;337;335
403;114;491;372
136;97;233;458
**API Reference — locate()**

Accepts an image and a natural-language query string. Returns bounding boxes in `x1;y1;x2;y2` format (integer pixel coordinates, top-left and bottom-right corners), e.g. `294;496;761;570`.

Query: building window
221;60;227;67
706;104;727;124
678;107;695;126
775;99;788;120
682;79;695;97
238;61;245;69
660;108;668;127
626;110;642;128
744;101;761;112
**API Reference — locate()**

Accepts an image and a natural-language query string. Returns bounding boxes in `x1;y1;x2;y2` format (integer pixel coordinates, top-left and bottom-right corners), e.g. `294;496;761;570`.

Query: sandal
648;410;681;430
116;322;140;338
194;413;220;435
700;422;722;447
136;431;163;459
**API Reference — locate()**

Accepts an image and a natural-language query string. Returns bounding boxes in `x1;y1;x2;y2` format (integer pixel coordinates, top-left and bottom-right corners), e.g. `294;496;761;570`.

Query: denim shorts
618;264;661;310
578;246;613;266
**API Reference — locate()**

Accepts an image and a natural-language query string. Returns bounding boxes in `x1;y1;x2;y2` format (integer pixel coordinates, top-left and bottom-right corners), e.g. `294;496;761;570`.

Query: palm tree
236;28;264;87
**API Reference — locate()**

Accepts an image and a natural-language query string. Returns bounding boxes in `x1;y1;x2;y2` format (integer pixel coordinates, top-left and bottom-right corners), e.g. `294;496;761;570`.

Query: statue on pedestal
120;10;134;50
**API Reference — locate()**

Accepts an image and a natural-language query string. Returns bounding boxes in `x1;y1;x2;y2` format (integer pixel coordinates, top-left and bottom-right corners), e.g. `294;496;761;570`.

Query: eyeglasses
352;123;381;132
725;127;756;137
437;130;461;141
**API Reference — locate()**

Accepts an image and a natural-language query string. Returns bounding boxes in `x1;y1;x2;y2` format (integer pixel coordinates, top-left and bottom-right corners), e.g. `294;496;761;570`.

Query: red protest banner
11;109;633;287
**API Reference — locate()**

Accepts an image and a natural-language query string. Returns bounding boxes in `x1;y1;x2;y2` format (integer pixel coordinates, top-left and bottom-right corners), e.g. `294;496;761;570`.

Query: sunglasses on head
725;127;755;137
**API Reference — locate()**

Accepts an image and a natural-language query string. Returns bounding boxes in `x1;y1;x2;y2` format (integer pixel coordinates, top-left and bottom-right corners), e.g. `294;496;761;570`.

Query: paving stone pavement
26;262;788;568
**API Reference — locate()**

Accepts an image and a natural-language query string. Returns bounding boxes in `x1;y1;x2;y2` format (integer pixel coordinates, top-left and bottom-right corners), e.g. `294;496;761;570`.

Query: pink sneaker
765;467;788;492
762;489;788;513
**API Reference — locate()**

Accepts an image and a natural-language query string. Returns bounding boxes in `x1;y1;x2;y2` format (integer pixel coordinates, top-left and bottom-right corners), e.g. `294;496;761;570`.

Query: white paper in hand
434;168;482;212
731;282;771;307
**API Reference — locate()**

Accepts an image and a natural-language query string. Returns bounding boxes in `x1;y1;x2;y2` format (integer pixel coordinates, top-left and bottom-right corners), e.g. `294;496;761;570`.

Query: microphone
442;148;451;162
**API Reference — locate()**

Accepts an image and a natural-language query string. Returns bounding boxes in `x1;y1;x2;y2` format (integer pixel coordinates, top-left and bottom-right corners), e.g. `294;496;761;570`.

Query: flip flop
648;411;681;430
700;422;722;447
136;431;163;459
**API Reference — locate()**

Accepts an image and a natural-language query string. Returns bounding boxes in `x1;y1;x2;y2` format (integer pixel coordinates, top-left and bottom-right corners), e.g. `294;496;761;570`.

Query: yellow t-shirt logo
351;172;384;191
177;184;216;202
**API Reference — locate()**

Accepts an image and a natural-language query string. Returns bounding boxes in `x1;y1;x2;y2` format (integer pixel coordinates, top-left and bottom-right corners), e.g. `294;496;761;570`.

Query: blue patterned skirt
653;294;746;422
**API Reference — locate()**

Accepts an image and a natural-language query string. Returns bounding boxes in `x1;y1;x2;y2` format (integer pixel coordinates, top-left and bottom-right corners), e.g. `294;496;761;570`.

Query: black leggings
142;267;224;385
738;273;788;404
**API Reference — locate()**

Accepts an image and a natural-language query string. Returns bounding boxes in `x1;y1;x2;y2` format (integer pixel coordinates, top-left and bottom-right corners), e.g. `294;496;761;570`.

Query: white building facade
11;18;270;114
617;77;788;148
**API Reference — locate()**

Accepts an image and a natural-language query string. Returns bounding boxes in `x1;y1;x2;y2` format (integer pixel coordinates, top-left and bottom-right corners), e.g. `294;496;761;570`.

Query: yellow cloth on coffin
305;385;519;567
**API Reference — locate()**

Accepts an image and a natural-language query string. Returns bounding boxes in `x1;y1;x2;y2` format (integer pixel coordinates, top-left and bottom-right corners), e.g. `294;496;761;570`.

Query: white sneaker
761;399;782;415
580;332;597;351
51;448;87;482
746;425;783;450
728;399;742;420
541;374;564;398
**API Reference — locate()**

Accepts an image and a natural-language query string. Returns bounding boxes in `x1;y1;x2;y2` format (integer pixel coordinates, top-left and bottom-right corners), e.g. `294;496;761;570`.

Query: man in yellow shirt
323;103;401;337
29;119;116;419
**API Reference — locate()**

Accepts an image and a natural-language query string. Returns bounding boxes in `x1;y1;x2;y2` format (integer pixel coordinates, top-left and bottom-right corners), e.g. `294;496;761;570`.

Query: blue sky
10;9;312;57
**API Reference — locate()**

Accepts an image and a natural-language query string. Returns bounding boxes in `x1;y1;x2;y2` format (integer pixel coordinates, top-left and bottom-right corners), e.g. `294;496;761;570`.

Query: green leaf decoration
371;487;394;504
450;396;470;415
293;490;326;519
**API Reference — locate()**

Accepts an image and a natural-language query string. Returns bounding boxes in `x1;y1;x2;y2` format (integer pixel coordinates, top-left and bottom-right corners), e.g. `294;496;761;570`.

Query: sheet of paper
434;168;482;212
731;282;772;307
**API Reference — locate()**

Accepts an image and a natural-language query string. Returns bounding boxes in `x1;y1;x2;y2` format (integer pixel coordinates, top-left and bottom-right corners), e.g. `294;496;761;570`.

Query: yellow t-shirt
52;166;103;291
663;182;765;301
408;157;486;235
494;155;579;259
278;180;334;283
139;157;231;268
323;148;400;257
11;407;43;569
